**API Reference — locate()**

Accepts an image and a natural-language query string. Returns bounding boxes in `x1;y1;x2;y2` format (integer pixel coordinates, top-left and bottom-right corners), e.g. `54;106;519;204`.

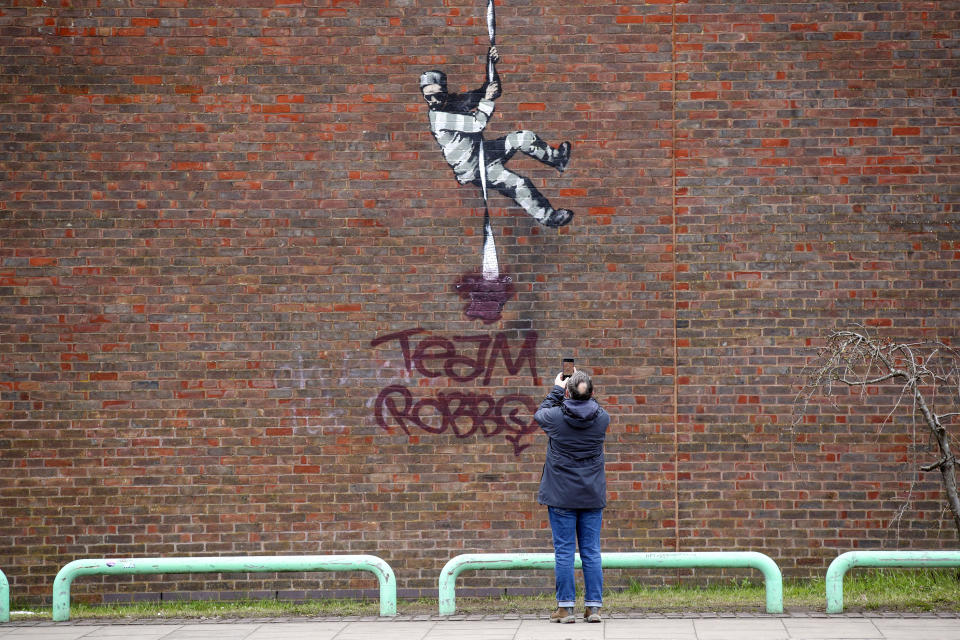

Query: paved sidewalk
2;614;960;640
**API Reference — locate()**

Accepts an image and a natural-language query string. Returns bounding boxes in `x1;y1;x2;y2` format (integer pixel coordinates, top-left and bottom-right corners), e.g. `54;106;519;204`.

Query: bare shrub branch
794;325;960;542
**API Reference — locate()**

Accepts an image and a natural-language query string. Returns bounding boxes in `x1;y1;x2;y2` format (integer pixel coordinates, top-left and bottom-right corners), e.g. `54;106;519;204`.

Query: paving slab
76;629;173;640
147;625;262;640
332;620;436;640
870;619;960;640
692;619;789;640
0;629;105;640
80;625;179;636
423;619;520;640
781;618;884;639
243;622;349;640
513;618;605;640
604;618;697;639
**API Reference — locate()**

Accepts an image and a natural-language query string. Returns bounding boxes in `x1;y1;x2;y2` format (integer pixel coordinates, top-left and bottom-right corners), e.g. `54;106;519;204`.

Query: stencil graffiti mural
419;0;573;322
419;50;573;229
371;328;541;455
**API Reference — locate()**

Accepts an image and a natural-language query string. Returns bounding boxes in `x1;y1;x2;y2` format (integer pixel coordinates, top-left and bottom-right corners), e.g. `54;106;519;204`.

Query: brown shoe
550;606;576;623
584;606;602;623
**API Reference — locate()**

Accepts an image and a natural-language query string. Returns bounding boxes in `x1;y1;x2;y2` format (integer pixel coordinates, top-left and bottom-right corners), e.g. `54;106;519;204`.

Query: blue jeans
547;506;603;608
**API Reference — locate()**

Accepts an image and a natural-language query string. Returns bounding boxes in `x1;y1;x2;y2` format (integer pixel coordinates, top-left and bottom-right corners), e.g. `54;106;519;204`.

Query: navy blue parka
535;385;610;509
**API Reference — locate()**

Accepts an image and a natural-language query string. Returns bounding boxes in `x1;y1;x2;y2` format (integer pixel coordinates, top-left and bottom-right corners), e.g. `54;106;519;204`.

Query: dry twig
794;325;960;541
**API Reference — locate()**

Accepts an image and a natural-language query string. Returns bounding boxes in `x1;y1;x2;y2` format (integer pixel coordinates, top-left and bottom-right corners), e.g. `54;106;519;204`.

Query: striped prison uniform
428;100;564;223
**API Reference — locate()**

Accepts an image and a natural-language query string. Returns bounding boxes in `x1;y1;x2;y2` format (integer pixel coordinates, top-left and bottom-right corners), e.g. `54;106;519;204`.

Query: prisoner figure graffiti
418;0;574;323
419;50;573;229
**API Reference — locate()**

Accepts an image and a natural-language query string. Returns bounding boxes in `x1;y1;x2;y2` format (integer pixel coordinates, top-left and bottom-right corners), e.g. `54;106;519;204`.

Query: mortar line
671;0;681;555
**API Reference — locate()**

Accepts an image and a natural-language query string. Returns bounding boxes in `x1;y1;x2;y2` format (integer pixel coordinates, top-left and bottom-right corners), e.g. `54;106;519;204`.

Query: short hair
568;370;593;401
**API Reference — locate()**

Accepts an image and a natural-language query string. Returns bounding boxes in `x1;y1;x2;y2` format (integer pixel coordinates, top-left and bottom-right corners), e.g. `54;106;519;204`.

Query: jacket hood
561;398;601;429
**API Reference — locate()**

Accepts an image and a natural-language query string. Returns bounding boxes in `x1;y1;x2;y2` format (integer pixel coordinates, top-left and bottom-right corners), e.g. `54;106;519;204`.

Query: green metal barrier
438;551;783;615
0;567;8;622
826;550;960;613
52;555;396;621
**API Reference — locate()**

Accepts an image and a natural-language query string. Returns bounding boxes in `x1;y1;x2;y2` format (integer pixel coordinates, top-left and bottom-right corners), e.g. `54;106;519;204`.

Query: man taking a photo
535;368;610;623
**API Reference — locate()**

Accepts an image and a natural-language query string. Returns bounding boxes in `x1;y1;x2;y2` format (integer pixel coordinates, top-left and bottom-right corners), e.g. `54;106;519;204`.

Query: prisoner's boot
541;209;574;228
555;141;572;173
550;607;576;624
584;607;602;623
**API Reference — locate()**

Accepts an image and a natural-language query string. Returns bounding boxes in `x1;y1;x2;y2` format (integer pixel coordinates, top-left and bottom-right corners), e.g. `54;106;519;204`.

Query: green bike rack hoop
52;554;396;621
438;551;783;615
826;550;960;613
0;567;8;622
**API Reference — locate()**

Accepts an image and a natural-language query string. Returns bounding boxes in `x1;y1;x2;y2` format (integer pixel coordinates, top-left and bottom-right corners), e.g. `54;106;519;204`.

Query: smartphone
561;358;575;380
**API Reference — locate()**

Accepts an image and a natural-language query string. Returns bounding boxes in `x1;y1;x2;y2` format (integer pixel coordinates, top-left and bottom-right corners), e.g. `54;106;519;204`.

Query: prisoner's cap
419;70;447;90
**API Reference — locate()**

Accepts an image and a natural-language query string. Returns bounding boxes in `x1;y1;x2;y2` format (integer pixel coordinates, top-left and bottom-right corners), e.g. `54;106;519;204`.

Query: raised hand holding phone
554;359;575;387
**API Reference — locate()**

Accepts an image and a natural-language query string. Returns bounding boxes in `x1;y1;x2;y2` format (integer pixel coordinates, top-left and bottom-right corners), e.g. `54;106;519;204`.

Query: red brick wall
1;0;957;604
